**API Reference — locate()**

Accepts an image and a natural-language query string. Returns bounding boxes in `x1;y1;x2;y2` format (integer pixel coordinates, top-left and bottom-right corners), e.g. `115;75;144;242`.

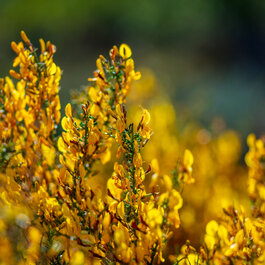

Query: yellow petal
204;234;215;250
163;174;172;191
89;87;100;102
235;229;244;246
142;109;150;124
41;144;55;166
96;58;105;78
116;104;123;118
151;158;160;175
39;38;46;53
119;43;132;59
58;137;68;153
61;116;71;131
206;220;219;236
28;227;41;244
21;30;30;45
183;149;193;167
65;103;72;118
117;202;125;219
11;41;20;54
90;104;100;116
247;133;256;147
218;225;228;242
133;152;142;168
65;155;76;172
71;251;85;265
9;70;21;79
134;71;141;80
169;189;183;209
48;62;57;75
101;148;111;164
13;56;20;67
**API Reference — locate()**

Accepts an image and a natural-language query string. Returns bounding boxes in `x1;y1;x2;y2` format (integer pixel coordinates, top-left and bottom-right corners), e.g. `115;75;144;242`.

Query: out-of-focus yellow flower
3;31;265;265
71;251;85;265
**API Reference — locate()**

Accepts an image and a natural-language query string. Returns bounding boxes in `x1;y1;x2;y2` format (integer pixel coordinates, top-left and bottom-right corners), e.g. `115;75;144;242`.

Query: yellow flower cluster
175;135;265;264
1;31;265;265
126;69;248;248
245;134;265;216
0;32;193;264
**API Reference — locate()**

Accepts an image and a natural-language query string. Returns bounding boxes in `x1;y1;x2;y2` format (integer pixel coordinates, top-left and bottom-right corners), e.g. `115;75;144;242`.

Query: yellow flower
146;208;163;228
21;30;30;46
41;144;55;166
119;43;132;59
206;220;219;236
169;189;183;210
70;251;85;265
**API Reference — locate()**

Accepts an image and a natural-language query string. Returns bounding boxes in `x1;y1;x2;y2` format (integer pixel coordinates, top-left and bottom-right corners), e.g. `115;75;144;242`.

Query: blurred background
0;0;265;138
1;0;265;257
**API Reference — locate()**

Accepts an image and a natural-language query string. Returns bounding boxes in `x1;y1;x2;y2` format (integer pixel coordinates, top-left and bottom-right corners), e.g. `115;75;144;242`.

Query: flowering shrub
175;134;265;265
0;32;193;264
0;32;264;265
127;70;248;248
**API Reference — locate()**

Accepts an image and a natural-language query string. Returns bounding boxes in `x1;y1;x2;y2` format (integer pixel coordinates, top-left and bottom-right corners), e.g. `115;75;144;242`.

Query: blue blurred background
0;0;265;137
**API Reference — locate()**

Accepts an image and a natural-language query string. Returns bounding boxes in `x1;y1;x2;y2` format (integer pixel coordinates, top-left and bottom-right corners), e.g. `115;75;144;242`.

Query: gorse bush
0;32;264;265
0;31;192;264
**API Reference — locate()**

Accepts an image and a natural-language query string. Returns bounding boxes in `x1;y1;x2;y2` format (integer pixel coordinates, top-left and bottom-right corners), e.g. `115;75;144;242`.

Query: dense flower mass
174;137;265;264
0;32;264;265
